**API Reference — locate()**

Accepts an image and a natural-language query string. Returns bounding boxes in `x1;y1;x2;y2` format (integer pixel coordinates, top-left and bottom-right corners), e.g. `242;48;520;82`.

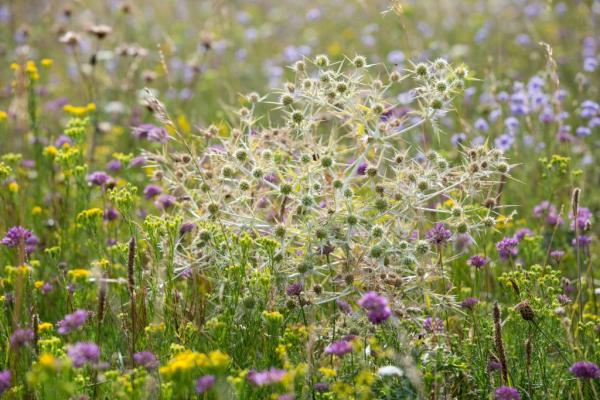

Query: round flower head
426;223;452;245
195;375;216;394
10;328;34;349
2;226;33;247
286;282;303;297
468;255;488;268
143;184;162;200
57;309;89;334
133;351;158;370
68;342;100;368
247;368;287;386
569;361;600;379
132;123;169;143
496;237;519;259
155;194;176;210
87;171;111;186
324;340;352;356
495;386;520;400
358;292;392;324
0;370;11;394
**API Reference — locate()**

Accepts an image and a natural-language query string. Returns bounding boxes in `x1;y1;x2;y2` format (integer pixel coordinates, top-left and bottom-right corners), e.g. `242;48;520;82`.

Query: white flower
378;365;404;377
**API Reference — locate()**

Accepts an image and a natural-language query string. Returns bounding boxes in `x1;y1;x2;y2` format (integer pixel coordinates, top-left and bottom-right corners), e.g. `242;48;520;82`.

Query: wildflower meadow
1;0;600;399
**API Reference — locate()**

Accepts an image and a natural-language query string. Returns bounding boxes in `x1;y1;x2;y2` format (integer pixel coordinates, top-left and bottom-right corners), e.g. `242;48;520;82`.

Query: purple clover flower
468;255;489;268
68;342;100;368
426;223;452;245
1;226;33;247
87;171;110;186
286;282;303;297
324;340;352;356
495;386;521;400
195;375;216;394
358;292;391;324
132;124;169;143
460;297;479;310
154;194;176;210
133;351;158;370
10;328;34;349
143;184;162;200
0;370;10;394
496;237;519;259
57;309;89;335
570;361;600;379
423;316;444;333
246;368;287;386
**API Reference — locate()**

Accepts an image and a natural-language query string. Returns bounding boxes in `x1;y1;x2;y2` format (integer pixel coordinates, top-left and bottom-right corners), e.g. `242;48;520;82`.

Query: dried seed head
515;300;535;321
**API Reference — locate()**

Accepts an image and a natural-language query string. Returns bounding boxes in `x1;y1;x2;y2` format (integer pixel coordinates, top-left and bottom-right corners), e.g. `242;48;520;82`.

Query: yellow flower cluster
64;103;96;116
68;269;91;280
76;208;103;224
159;350;230;376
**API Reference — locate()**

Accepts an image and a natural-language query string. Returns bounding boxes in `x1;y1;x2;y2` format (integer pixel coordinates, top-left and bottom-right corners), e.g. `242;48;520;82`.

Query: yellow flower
319;367;337;378
145;322;165;334
68;269;91;280
63;103;96;116
38;353;56;368
0;111;7;122
262;310;283;322
10;63;20;71
43;145;58;157
34;281;44;289
41;59;53;67
38;322;53;333
32;206;42;215
7;182;19;192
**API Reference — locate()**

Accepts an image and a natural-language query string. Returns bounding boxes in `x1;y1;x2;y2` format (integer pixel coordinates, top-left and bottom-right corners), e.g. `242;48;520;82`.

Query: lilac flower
423;316;444;333
87;171;110;186
356;162;368;176
580;100;599;118
41;282;53;294
314;382;329;392
336;299;352;314
10;328;34;348
488;359;502;371
106;159;122;172
496;237;519;259
195;375;216;394
513;228;532;241
576;126;592;137
57;309;89;334
495;134;514;152
324;340;352;356
570;207;592;231
246;368;287;386
103;208;119;222
286;282;303;297
0;370;10;394
550;250;565;260
572;235;592;248
426;223;452;245
129;156;146;168
460;297;479;309
55;135;73;148
451;133;467;146
474;118;489;132
143;184;162;199
132;124;169;143
154;194;176;210
179;222;195;235
570;361;600;379
133;351;158;369
495;386;521;400
358;292;391;324
68;342;100;368
454;233;473;251
468;255;489;268
1;226;33;247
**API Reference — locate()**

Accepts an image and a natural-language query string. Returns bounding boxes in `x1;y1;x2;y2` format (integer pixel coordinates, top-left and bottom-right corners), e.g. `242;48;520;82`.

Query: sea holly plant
137;55;512;393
